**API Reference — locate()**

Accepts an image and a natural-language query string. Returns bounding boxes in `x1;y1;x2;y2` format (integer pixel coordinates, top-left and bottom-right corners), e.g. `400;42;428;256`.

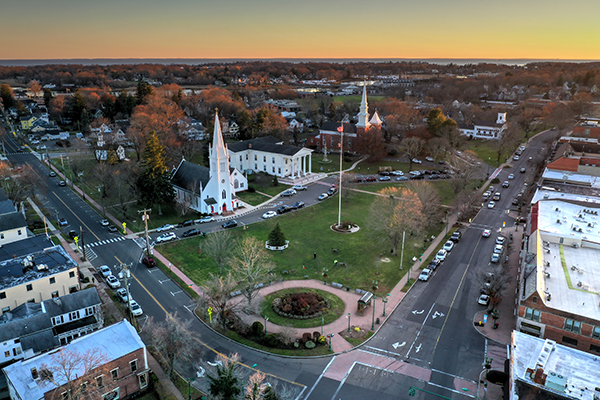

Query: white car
482;229;491;238
425;157;434;162
116;288;129;303
318;193;328;201
508;174;514;180
106;275;120;289
100;219;110;226
435;249;448;262
496;236;506;245
391;170;404;176
442;240;454;252
478;294;490;306
99;265;111;278
156;224;175;232
292;185;307;191
513;155;520;161
262;211;277;219
419;268;432;281
195;216;215;224
494;244;504;254
156;232;177;243
412;158;422;164
129;300;143;316
487;201;496;209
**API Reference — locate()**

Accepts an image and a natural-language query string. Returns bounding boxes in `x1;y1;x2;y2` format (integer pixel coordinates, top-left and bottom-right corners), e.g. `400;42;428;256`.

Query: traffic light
408;387;416;396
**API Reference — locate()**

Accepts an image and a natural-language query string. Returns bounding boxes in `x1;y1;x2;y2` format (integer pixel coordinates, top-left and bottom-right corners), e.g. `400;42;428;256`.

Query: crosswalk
83;247;98;262
85;236;127;248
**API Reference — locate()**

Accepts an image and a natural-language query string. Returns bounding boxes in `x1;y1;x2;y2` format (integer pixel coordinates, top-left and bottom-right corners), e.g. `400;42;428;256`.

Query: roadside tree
136;130;175;214
406;181;442;228
230;236;273;308
400;137;425;169
27;80;42;98
202;272;239;330
203;229;234;275
0;84;15;109
356;126;387;162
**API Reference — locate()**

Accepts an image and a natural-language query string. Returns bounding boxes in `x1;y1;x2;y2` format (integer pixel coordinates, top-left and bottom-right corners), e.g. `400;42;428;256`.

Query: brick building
3;319;149;400
517;199;600;355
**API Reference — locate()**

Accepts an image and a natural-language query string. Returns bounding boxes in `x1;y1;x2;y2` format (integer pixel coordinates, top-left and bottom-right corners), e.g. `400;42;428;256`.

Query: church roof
228;136;305;156
320;121;357;134
369;110;382;126
171;160;210;194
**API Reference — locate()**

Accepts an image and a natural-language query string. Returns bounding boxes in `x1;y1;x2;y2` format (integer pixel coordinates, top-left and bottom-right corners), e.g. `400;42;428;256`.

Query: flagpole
337;124;343;227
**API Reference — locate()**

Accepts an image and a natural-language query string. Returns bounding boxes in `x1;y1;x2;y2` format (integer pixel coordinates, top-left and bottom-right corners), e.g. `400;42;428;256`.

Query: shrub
251;321;264;336
293;341;300;348
491;178;500;184
272;176;279;186
301;332;312;344
313;332;321;342
262;333;279;347
247;186;256;193
305;340;316;349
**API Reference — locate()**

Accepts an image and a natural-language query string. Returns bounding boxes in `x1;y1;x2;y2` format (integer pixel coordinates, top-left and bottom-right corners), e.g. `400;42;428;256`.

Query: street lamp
321;316;324;337
187;377;196;400
327;333;334;351
382;294;389;316
263;315;269;335
347;313;351;332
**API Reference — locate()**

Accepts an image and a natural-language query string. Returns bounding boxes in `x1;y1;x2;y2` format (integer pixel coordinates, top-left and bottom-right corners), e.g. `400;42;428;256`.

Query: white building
171;113;248;215
459;112;507;140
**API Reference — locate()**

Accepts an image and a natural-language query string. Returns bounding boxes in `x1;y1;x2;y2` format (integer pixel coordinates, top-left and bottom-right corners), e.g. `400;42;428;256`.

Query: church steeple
210;111;230;179
208;111;234;214
356;82;370;129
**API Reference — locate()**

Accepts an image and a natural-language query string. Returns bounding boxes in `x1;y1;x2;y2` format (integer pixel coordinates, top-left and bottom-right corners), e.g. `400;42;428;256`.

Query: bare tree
495;123;522;164
230;236;273;309
28;80;42;98
406;181;442;227
366;187;425;256
401;137;425;170
452;190;480;221
203;229;234;275
147;312;202;378
0;162;40;203
426;137;450;162
476;264;511;310
201;272;239;330
446;151;481;195
40;348;113;400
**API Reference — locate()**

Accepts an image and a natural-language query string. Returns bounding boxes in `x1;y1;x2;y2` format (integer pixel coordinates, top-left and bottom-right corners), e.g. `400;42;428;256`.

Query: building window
50;277;56;284
86;307;95;316
263;165;266;172
130;360;138;373
103;388;119;400
4;351;9;357
139;372;148;389
590;344;600;353
62;391;71;400
0;292;5;299
593;326;600;339
96;375;104;387
239;156;242;162
278;168;281;174
110;368;119;380
246;154;248;160
18;230;22;235
1;234;3;239
524;308;541;322
532;296;537;304
564;319;581;333
51;291;59;298
254;155;257;160
70;311;80;320
272;157;275;163
1;307;10;314
272;167;275;173
562;336;578;346
28;298;35;303
26;284;33;291
69;271;75;278
263;156;266;162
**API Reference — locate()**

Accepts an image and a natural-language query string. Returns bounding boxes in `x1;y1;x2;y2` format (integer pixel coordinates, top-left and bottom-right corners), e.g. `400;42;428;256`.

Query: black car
68;230;79;239
182;228;201;238
427;259;441;270
277;205;293;214
450;231;462;243
222;220;238;229
512;198;519;205
108;226;118;233
293;201;305;210
178;220;195;228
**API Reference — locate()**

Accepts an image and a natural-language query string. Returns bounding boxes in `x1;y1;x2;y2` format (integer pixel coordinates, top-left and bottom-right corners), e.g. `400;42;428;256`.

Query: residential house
286;117;304;131
458;112;507;140
171;113;247;215
0;288;103;365
0;245;80;314
19;115;37;131
3;319;149;400
95;144;126;162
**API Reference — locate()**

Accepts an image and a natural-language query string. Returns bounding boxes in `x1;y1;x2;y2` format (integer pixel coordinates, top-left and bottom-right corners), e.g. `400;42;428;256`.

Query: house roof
0;211;27;231
320;121;357;134
171;160;210;193
474;119;504;128
3;319;145;400
0;235;53;262
547;156;580;172
0;199;16;214
228;136;306;156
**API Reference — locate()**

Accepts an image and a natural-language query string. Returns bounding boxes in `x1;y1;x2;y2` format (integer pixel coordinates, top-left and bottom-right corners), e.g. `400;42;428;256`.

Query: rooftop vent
35;264;48;271
545;371;566;393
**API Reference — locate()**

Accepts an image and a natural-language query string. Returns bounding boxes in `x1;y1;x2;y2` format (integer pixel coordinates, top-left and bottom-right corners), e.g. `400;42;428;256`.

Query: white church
171;113;248;215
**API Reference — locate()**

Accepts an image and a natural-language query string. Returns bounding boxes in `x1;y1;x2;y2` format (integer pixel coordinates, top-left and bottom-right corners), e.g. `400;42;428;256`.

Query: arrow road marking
432;311;445;319
412;309;424;315
392;342;406;349
415;343;422;353
196;366;205;378
207;360;222;367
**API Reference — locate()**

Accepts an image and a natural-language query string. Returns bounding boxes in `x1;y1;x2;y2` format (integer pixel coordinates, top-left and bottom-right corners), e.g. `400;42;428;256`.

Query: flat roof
542;168;600;188
512;331;600;400
537;199;600;244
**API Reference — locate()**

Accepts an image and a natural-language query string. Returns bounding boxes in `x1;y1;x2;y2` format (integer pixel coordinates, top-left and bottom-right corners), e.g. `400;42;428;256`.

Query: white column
291;157;294;178
308;154;312;174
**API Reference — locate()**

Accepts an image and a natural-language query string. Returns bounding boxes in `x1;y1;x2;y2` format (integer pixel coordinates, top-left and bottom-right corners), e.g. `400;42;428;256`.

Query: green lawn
347;180;456;206
158;191;438;295
260;288;345;328
332;95;384;104
463;140;503;167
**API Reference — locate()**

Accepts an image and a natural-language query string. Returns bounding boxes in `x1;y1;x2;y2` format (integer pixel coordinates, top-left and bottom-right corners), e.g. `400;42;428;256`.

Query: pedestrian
314;252;317;259
334;260;338;267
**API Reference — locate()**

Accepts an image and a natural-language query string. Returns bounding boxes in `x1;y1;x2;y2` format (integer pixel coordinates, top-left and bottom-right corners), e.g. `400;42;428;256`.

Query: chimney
533;367;547;385
248;143;252;149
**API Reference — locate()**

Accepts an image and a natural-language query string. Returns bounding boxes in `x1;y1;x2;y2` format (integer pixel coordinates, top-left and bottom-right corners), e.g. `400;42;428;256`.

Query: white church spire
356;82;370;129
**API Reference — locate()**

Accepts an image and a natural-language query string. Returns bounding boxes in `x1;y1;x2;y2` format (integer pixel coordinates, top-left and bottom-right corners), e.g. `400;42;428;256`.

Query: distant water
0;58;599;67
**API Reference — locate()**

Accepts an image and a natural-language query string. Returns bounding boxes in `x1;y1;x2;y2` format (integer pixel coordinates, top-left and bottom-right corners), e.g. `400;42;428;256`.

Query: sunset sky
2;0;599;61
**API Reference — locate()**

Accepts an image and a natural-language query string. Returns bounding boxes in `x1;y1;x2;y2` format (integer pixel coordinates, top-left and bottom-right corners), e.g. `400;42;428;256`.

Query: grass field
157;190;442;295
332;95;384;104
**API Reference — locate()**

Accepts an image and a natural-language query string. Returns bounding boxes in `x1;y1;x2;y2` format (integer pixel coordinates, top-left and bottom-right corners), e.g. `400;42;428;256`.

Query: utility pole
80;225;86;261
138;208;152;255
120;263;136;328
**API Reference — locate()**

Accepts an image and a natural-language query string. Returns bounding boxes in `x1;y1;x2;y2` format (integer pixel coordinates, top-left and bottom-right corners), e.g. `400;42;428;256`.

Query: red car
142;256;156;268
365;176;377;182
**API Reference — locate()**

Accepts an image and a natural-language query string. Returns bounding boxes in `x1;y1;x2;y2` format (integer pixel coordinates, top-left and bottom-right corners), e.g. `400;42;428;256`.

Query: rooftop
3;320;144;400
0;235;54;262
542;168;600;188
511;331;600;400
0;244;78;290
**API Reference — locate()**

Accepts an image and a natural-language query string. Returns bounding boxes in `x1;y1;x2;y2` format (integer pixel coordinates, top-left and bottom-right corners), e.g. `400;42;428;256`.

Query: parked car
435;249;448;262
49;171;56;177
494;244;504;254
116;288;129;303
508;173;514;180
477;294;490;306
442;240;454;252
178;220;195;228
58;218;68;227
182;228;201;238
142;256;156;268
262;211;277;219
425;157;434;162
378;176;391;181
277;205;293;214
427;258;441;271
68;230;78;239
513;155;520;161
100;219;109;226
520;167;526;173
496;236;506;245
482;229;491;238
129;300;143;316
318;193;328;201
490;253;500;263
378;171;390;176
156;232;177;243
512;198;519;205
492;192;501;201
58;181;67;187
293;201;305;210
292;185;307;191
419;268;432;281
108;226;118;233
396;176;409;181
450;231;462;243
502;181;509;188
106;275;120;289
327;187;337;196
364;176;377;182
412;158;422;164
280;189;296;197
391;170;404;176
483;191;491;200
222;220;238;229
487;201;496;209
156;224;175;232
99;265;111;278
195;216;215;224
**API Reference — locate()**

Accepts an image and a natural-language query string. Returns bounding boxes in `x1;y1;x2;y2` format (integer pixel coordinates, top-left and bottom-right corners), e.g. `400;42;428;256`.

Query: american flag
337;124;343;133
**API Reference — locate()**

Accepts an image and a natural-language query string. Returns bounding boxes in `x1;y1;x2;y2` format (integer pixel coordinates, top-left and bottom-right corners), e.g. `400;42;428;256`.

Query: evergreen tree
206;362;241;400
136;79;154;105
263;386;279;400
107;149;119;165
136;131;174;212
0;84;15;110
70;90;88;129
43;88;53;108
268;223;286;247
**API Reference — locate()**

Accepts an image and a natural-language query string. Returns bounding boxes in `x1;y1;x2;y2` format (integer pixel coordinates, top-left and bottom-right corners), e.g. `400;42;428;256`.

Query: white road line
158;279;170;284
171;290;183;296
426;381;475;398
406;303;435;358
330;361;356;400
304;356;336;400
362;346;403;358
294;386;307;400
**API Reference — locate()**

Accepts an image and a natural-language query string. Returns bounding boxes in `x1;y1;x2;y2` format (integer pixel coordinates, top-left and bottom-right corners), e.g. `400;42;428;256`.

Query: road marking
433;236;483;354
392;341;406;349
406;303;435;358
432;311;445;319
304;356;336;400
159;279;171;284
183;303;196;313
52;193;101;241
330;361;355;400
427;381;475;398
171;290;183;296
415;343;422;353
412;309;424;315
